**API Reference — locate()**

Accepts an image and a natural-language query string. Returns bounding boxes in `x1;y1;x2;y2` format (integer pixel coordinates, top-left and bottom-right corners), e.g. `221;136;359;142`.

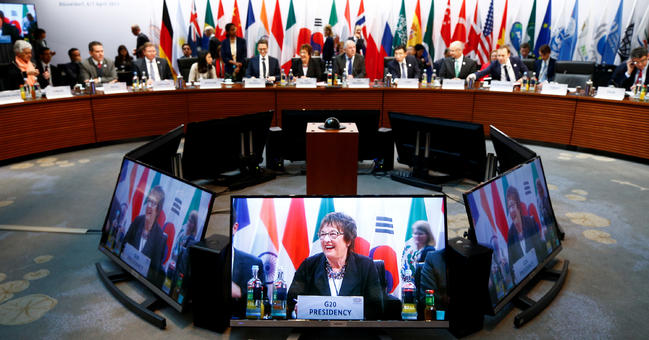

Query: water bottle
288;68;294;85
585;79;594;96
466;76;474;90
34;83;42;99
401;269;417;320
89;79;96;94
246;265;263;319
141;71;147;90
431;69;437;87
343;67;348;86
521;72;529;92
280;69;286;86
421;72;427;87
176;75;184;89
23;78;31;98
386;72;392;87
272;266;287;319
132;72;139;91
327;63;333;85
530;72;538;92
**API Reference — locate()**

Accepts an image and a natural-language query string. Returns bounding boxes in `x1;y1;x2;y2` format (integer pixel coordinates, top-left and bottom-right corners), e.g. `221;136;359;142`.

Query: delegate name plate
297;295;364;320
541;83;568;96
103;82;128;94
512;249;539;285
489;81;514;92
442;79;465;90
296;77;317;88
245;78;266;88
594;86;625;101
347;78;370;88
0;90;24;105
45;86;73;99
152;80;175;91
200;78;222;89
120;243;151;278
397;78;419;89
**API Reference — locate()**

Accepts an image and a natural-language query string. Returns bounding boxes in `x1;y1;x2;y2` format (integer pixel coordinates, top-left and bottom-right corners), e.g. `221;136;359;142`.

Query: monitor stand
512;260;569;327
285;328;395;340
95;262;167;329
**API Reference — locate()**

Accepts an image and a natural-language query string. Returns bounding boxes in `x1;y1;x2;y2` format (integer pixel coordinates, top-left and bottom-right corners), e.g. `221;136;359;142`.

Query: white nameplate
152;80;175;91
541;83;568;96
297;295;364;320
442;79;465;90
347;78;370;88
0;90;24;105
120;243;151;278
512;249;539;285
103;82;128;94
245;78;266;88
398;78;419;89
45;86;73;99
200;78;222;89
296;77;317;88
489;80;515;92
594;86;626;101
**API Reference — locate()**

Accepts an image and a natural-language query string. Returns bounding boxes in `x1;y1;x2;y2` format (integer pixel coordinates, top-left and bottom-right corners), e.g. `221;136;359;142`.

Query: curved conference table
2;84;648;162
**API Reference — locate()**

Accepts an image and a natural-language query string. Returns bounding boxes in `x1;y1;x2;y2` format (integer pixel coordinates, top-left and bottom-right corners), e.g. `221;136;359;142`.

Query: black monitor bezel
489;125;537;174
125;125;184;175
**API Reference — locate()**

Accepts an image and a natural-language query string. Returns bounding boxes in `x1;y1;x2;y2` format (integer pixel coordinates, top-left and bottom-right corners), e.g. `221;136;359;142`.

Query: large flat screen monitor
463;157;562;315
98;157;215;312
0;3;36;38
229;195;449;328
126;125;184;176
489;125;536;174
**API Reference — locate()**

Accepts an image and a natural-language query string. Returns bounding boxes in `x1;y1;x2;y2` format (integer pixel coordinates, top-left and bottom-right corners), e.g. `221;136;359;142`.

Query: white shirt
259;55;268;78
328;277;343;297
146;58;161;81
500;59;516;82
400;60;409;78
42;62;53;86
139;233;148;252
539;60;549;83
231;40;237;62
91;58;103;82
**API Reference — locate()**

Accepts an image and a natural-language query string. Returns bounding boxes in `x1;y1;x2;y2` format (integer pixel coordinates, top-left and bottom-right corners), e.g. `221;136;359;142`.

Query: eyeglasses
319;231;342;240
146;198;158;207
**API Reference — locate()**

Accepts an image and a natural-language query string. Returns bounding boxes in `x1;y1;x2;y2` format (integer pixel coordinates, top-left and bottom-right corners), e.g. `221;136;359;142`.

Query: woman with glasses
120;185;167;283
287;212;383;320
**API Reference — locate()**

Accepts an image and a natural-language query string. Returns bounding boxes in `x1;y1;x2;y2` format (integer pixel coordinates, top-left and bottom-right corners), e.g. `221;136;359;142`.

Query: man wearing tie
614;46;649;91
535;45;556;83
133;42;173;85
333;40;366;79
245;39;280;81
36;47;62;88
387;44;421;81
79;41;118;84
439;41;478;79
469;45;528;83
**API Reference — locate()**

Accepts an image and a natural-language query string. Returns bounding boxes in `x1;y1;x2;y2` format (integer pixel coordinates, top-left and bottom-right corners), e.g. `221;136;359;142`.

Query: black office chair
117;71;133;86
522;59;535;74
554;61;596;88
0;63;9;91
554;73;591;88
177;57;197;80
383;57;396;76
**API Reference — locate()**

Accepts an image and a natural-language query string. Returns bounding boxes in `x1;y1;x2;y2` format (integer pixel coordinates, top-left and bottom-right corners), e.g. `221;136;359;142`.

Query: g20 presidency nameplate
296;295;364;320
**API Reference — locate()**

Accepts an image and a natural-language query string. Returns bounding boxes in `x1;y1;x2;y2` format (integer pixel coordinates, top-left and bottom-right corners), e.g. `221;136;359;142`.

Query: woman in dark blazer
291;44;323;79
322;24;335;63
220;23;247;81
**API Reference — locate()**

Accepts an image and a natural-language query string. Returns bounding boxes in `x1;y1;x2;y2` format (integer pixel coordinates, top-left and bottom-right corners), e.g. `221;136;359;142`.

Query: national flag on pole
365;7;384;81
216;0;227;41
355;0;367;55
245;0;257;57
632;5;649;49
452;0;467;43
506;2;527;57
256;0;271;56
602;0;624;65
342;0;351;42
329;0;340;45
465;0;481;57
281;0;297;72
311;198;335;255
270;0;283;62
160;0;175;79
617;0;637;63
400;198;427;278
232;0;243;38
550;0;569;59
233;198;254;253
533;0;551;59
296;0;314;53
393;0;408;50
202;0;215;51
436;0;452;60
576;0;593;61
281;198;309;271
149;1;160;52
422;1;434;77
496;0;508;48
590;0;614;64
370;201;399;295
354;198;374;257
381;9;394;58
526;0;537;58
311;18;325;53
172;0;187;79
559;0;579;61
408;0;423;46
477;0;495;64
250;198;280;284
188;0;202;56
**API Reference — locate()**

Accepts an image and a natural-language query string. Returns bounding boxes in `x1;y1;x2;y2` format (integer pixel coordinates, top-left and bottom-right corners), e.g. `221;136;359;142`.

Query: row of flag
149;0;649;81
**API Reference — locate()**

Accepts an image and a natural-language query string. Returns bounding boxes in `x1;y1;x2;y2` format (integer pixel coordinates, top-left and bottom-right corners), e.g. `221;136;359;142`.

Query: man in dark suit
387;44;421;80
133;42;173;84
519;42;533;59
433;48;451;75
131;24;150;57
535;44;556;83
419;249;448;311
333;40;366;78
36;47;62;88
79;41;118;84
0;11;19;43
614;46;649;91
439;41;478;79
61;48;82;88
246;39;280;80
470;45;529;82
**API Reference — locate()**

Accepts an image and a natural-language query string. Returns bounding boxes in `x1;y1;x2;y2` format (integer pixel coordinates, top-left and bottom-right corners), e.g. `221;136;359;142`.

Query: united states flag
478;0;494;65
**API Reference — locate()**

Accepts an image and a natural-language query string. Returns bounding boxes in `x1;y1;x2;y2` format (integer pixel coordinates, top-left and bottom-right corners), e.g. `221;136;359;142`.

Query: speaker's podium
306;122;358;195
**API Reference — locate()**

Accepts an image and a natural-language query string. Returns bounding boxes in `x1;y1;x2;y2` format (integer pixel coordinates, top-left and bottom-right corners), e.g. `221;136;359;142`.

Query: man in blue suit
246;39;280;81
386;44;421;80
535;44;556;83
469;45;529;82
614;46;649;91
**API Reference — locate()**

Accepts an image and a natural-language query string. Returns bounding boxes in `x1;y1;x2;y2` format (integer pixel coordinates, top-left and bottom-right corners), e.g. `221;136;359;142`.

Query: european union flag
533;0;552;58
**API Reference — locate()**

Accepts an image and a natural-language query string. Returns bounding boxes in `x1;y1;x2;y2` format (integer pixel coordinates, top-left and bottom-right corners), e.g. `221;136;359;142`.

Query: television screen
388;112;487;183
182;111;274;181
463;157;562;314
126;125;183;176
99;157;215;312
0;3;36;38
229;195;448;327
280;110;381;162
489;125;536;174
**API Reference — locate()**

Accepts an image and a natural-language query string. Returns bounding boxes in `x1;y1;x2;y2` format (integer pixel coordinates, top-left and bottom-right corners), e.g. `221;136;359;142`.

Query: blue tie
504;65;511;81
347;57;353;76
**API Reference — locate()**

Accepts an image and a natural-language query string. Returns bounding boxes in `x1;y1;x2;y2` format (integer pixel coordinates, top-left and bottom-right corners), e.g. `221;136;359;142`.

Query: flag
408;0;423;46
617;0;637;63
269;0;283;62
202;0;215;51
296;0;315;53
245;0;257;57
310;198;335;255
370;201;399;295
477;0;495;64
422;1;434;78
281;0;297;72
436;0;452;60
400;198;427;278
342;0;351;42
281;198;309;271
354;198;374;257
256;0;271;56
465;0;481;57
355;0;367;55
311;17;325;53
590;0;614;64
329;0;340;45
250;198;280;284
633;5;649;49
602;0;624;65
232;0;243;38
188;0;202;57
160;0;175;79
381;9;394;58
172;0;187;79
365;7;384;81
550;0;569;59
506;3;524;57
452;0;467;43
216;0;227;41
533;0;551;58
393;0;408;51
576;0;593;61
149;0;160;53
559;0;579;61
497;0;508;48
525;0;537;58
233;197;254;253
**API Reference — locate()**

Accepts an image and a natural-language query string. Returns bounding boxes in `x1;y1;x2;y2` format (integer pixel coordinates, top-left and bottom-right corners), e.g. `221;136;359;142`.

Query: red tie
638;68;643;85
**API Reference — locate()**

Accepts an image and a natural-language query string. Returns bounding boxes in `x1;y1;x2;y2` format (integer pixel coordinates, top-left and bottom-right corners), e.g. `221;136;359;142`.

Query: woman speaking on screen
287;212;383;320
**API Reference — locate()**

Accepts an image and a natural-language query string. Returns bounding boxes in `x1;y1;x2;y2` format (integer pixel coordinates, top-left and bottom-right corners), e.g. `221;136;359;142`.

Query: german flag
160;0;176;79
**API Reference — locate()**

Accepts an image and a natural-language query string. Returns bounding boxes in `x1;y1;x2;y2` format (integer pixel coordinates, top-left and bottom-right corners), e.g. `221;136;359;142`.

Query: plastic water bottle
343;67;348;86
141;71;147;90
34;83;42;99
23;78;31;98
327;63;333;85
530;72;538;92
246;265;263;319
272;266;287;319
401;269;417;320
421;72;427;87
521;72;529;92
280;69;286;86
132;72;139;91
288;68;294;85
431;69;437;87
